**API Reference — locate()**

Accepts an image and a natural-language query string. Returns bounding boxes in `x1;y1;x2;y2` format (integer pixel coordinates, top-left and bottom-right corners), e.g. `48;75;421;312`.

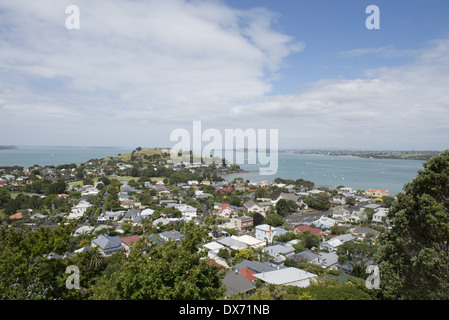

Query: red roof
220;203;232;211
120;235;141;246
9;212;23;220
239;268;257;282
294;224;323;235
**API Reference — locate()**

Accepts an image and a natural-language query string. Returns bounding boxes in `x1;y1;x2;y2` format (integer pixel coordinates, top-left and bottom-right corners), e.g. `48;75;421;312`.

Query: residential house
159;230;185;242
30;213;47;224
222;269;256;296
263;244;295;258
231;235;266;249
230;216;253;232
253;267;317;288
319;251;339;269
304;216;337;229
290;250;322;265
217;203;233;218
292;224;325;237
70;200;92;218
120;235;141;252
216;236;249;250
320;234;355;252
233;259;279;274
255;224;288;244
348;209;368;223
91;234;124;256
9;212;23;220
332;207;350;221
98;210;125;223
372;208;390;226
123;208;140;221
243;200;265;217
140;208;155;217
365;189;391;198
73;225;95;236
352;227;380;239
202;241;226;260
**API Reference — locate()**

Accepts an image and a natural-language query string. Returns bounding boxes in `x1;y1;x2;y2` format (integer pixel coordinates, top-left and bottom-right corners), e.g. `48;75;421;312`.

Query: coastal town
0;147;396;300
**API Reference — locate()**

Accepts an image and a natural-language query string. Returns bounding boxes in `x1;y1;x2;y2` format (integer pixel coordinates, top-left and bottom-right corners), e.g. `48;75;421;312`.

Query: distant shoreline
0;146;18;150
280;149;440;161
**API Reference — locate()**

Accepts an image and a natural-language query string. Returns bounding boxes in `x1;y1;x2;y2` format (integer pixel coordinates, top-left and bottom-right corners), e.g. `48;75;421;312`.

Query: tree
265;212;284;227
91;239;225;300
376;150;449;299
275;199;298;216
304;192;331;211
337;238;377;278
0;187;11;207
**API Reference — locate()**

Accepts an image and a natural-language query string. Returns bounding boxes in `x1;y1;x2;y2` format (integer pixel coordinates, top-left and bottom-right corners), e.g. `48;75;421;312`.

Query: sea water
0;146;134;168
223;151;424;195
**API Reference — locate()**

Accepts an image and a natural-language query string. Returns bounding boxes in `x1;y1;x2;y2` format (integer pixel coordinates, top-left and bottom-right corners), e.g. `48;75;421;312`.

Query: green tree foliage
91;238;224;300
275;199;298;216
0;223;76;299
292;277;373;300
0;187;11;207
337;238;378;278
304;192;331;211
376;150;449;299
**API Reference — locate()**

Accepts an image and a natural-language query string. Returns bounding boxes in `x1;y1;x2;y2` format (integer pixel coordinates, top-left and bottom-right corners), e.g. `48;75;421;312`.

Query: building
365;189;391;198
263;244;295;258
253;267;317;288
320;234;355;252
243;200;265;217
222;269;256;296
230;216;253;232
91;234;124;256
159;230;185;242
372;208;390;226
255;224;288;244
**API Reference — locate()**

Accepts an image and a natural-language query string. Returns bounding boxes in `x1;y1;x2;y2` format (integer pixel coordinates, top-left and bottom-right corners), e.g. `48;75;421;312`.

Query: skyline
1;0;449;150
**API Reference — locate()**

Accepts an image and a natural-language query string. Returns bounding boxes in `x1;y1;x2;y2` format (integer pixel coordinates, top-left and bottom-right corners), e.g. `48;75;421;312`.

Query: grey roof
279;193;300;202
31;213;47;219
160;230;185;241
233;259;277;273
216;237;248;250
353;227;380;237
124;208;140;219
363;203;382;209
223;269;256;296
292;250;320;263
253;267;317;286
263;244;295;257
92;234;123;250
319;251;339;267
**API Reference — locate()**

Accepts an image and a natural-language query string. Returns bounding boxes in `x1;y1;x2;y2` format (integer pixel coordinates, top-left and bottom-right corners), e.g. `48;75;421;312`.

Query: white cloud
227;39;449;149
0;1;448;150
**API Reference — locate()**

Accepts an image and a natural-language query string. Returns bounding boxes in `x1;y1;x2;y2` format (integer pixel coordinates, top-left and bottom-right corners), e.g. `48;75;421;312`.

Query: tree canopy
376;150;449;299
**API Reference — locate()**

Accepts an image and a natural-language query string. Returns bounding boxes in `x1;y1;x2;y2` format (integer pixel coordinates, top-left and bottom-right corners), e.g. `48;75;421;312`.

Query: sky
0;0;449;150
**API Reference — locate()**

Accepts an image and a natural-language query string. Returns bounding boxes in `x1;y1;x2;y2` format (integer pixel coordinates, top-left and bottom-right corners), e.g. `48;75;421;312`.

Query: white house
179;205;198;221
372;208;389;226
253;267;317;288
255;224;288;245
71;200;92;215
320;234;355;252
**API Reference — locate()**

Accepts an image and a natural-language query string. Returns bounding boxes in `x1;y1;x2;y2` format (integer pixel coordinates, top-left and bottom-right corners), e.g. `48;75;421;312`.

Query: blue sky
0;0;449;150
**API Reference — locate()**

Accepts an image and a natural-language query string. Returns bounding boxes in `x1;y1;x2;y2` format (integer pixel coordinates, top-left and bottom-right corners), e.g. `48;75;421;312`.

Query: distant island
0;146;17;150
282;149;441;161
